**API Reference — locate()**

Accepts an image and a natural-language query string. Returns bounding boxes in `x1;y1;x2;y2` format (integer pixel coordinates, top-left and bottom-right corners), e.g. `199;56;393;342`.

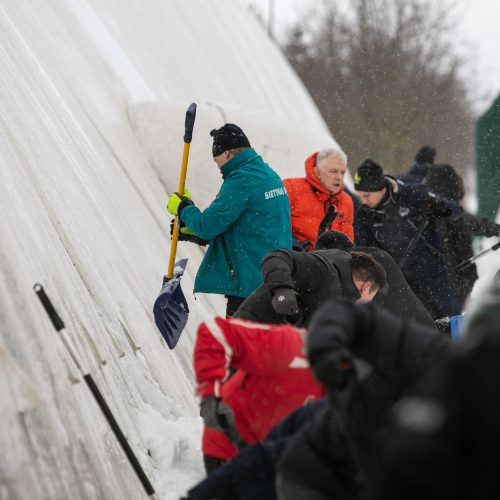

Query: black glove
271;287;299;316
311;347;355;392
177;195;194;216
425;193;452;218
170;219;209;246
200;396;236;432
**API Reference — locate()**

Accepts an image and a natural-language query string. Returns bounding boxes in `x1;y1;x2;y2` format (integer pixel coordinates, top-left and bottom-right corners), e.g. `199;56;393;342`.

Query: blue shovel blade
153;258;189;349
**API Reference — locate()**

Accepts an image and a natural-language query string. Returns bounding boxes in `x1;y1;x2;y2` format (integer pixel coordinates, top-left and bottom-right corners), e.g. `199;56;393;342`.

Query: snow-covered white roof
0;1;345;498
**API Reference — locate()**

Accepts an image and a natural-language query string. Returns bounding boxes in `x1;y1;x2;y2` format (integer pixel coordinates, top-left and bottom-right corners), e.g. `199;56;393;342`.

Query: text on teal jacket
180;148;292;297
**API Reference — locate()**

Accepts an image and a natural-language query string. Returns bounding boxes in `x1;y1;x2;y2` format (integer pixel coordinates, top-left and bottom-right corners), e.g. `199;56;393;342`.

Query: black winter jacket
234;249;360;326
355;246;434;327
355;176;462;319
185;400;327;500
354;177;456;276
437;212;499;305
398;162;431;185
276;300;451;499
369;271;500;500
421;163;500;305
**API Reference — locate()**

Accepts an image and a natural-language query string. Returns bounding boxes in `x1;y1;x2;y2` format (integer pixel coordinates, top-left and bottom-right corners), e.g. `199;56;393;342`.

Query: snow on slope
0;0;342;499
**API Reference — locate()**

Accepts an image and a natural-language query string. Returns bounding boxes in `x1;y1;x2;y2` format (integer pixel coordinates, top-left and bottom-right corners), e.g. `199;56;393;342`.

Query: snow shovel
153;103;197;349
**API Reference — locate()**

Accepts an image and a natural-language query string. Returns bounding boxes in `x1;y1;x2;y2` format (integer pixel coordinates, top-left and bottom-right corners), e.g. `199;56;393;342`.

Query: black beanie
314;230;354;251
415;145;436;164
210;123;251;157
353;159;386;192
424;163;464;201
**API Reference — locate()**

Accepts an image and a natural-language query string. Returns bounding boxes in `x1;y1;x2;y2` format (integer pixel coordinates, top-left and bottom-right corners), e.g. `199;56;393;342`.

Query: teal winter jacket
180;148;292;298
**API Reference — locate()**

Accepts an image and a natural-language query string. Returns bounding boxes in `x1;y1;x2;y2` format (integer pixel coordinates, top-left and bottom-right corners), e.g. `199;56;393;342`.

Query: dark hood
314;249;360;301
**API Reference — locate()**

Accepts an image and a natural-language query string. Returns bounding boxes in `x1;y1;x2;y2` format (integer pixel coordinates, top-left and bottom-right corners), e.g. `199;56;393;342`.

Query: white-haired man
284;149;354;251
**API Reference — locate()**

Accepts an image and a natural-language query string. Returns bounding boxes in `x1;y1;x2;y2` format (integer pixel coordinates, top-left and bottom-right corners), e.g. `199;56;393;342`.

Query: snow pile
0;0;341;498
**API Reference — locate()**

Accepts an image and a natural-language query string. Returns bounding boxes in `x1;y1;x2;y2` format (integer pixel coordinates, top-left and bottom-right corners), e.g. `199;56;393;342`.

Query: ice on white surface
0;0;342;498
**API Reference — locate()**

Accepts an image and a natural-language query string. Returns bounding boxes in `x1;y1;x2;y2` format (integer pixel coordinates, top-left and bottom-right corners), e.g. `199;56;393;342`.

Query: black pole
398;219;429;269
33;284;155;497
456;240;500;272
83;374;155;495
33;284;65;331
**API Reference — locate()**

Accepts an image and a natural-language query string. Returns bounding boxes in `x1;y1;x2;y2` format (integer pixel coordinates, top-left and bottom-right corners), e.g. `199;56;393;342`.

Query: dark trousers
407;271;461;319
203;454;226;475
225;295;246;317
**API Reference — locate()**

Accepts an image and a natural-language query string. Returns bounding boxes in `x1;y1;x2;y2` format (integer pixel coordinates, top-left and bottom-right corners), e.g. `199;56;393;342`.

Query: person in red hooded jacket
194;316;325;474
284;148;355;251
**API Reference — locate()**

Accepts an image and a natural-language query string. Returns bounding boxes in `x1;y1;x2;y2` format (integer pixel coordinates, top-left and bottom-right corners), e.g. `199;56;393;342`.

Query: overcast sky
241;0;500;115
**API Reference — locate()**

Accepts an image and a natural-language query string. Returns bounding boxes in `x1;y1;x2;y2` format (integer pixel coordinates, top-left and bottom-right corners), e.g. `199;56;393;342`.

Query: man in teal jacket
167;124;292;316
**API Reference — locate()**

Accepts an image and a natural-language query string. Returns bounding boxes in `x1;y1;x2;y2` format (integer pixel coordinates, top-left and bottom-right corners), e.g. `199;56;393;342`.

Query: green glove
180;226;196;236
167;189;193;216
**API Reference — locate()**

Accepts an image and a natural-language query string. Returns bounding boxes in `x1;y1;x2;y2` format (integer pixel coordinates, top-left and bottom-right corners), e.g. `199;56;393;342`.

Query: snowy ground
1;1;498;499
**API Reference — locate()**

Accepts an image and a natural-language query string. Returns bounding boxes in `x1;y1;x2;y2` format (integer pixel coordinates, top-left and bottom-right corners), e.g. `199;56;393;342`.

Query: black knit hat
424;163;464;201
210;123;251;157
314;230;354;250
353;159;386;192
415;145;436;164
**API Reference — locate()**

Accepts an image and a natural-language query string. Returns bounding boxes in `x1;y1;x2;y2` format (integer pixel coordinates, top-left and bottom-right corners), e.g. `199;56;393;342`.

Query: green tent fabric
476;94;500;220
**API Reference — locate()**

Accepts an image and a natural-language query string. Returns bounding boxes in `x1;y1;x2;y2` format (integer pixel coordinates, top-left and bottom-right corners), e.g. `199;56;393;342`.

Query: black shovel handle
34;284;65;331
83;374;155;495
183;103;197;143
34;284;155;496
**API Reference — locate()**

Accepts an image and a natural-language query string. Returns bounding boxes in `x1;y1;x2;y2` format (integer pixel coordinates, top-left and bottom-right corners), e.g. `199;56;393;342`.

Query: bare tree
282;0;475;177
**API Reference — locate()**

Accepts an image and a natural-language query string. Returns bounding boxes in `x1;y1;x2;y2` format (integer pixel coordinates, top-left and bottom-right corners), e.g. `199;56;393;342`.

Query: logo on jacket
398;206;410;217
264;187;287;200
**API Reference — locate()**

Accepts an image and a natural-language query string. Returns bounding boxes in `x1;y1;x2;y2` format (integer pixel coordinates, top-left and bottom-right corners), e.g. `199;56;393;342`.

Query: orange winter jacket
284;152;354;251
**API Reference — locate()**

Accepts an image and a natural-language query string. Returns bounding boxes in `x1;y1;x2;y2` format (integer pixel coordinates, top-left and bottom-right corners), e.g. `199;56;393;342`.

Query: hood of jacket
314;249;361;300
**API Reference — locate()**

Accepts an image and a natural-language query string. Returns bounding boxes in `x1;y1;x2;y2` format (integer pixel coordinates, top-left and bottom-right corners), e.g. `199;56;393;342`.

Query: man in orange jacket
284;148;354;251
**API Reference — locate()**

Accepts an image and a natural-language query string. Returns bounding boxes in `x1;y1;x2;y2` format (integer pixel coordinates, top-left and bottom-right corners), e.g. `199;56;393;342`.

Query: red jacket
194;317;324;460
284;152;354;250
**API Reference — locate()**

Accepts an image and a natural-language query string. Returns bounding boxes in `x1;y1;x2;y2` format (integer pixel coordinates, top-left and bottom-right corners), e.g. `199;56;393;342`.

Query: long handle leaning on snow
167;103;197;279
33;284;156;497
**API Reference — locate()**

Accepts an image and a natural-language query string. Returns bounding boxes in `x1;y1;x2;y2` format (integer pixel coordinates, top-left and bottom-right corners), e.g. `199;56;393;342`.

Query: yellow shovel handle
167;142;191;278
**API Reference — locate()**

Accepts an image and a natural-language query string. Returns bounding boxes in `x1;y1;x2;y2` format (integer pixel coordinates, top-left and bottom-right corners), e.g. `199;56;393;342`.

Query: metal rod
456;241;500;271
33;284;155;496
